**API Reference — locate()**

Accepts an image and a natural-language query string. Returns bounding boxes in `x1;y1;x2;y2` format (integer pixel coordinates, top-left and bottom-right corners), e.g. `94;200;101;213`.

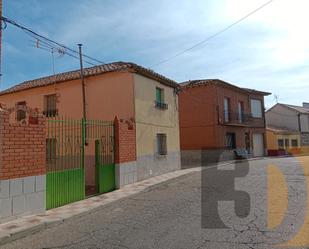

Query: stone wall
0;106;46;222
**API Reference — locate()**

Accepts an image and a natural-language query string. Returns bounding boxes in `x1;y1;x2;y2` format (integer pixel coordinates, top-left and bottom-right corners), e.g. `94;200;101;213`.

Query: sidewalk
0;167;200;246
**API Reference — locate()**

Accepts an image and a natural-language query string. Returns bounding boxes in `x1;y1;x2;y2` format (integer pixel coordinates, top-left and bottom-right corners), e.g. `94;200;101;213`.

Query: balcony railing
223;111;252;124
155;101;168;110
43;109;58;117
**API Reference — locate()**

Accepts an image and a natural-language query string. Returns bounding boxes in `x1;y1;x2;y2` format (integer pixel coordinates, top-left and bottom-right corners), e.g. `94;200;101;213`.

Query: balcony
155;101;168;110
223;111;253;126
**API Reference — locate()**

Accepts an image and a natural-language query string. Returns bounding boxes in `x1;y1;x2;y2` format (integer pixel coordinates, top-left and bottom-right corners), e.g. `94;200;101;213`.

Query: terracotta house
179;79;271;167
0;62;181;189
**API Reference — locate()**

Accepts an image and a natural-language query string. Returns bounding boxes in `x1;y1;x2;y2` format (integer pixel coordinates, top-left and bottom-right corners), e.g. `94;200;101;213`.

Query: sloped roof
0;62;179;96
180;79;271;96
267;125;300;134
281;103;309;114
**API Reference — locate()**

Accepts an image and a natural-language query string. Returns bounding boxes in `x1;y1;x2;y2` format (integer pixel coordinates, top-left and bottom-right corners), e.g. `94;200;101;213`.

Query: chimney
303;102;309;109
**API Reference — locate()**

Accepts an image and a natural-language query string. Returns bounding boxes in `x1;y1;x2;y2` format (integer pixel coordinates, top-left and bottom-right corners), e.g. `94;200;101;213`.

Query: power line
1;16;105;66
150;0;275;69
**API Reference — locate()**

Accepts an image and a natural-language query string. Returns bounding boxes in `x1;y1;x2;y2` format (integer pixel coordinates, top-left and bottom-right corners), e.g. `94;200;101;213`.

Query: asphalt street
1;156;309;249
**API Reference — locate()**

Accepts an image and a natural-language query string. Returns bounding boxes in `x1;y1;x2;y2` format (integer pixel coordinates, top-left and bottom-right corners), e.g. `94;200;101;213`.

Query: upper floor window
16;101;26;121
250;99;262;118
238;101;244;123
155;87;168;110
224;97;230;122
44;94;58;117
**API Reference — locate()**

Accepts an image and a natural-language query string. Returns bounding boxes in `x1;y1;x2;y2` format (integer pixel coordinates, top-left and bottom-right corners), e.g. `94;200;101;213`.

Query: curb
0;169;198;247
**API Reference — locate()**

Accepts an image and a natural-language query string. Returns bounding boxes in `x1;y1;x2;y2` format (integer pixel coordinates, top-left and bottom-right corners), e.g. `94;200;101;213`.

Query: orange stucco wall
0;71;135;120
0;71;135;187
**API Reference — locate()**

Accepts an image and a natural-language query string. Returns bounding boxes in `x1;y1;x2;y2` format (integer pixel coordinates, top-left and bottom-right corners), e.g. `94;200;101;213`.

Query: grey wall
0;175;45;223
266;105;299;131
136;151;181;181
181;149;236;168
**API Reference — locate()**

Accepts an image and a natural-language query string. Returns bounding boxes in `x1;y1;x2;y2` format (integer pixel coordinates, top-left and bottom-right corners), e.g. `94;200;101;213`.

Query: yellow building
266;126;302;155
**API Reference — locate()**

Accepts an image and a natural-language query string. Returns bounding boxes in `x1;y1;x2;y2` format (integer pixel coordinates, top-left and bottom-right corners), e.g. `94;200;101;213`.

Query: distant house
266;103;309;154
266;126;301;156
179;79;271;167
0;62;181;190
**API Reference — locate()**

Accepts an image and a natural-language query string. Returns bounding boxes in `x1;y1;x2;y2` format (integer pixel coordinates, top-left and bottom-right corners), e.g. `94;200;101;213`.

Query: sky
2;0;309;108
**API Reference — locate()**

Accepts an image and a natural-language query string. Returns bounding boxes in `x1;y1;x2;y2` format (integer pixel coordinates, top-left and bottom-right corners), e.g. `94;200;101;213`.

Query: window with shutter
157;133;167;155
250;99;262;118
44;94;57;117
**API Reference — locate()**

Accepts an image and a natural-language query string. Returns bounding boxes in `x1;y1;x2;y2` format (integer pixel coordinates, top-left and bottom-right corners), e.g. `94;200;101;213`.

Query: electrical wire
1;16;105;65
149;0;275;68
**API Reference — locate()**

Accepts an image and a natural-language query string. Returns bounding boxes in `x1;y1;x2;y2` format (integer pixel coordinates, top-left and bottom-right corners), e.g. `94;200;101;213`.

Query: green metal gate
46;117;85;209
46;117;115;210
86;120;115;194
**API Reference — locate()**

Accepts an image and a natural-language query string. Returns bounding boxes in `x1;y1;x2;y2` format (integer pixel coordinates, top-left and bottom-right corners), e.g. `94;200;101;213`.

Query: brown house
179;79;271;167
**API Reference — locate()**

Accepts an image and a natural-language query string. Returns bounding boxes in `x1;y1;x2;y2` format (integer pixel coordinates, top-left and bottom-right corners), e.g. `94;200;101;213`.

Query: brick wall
0;108;46;180
114;116;136;164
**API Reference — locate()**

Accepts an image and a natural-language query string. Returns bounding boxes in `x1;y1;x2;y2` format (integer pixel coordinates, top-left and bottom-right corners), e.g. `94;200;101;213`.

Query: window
285;139;289;148
46;138;57;163
16;101;26;121
238;101;244;123
155;87;168;109
44;94;57;117
157;133;167;155
224;97;230;122
226;133;236;149
291;139;298;147
278;139;284;149
250;99;262;118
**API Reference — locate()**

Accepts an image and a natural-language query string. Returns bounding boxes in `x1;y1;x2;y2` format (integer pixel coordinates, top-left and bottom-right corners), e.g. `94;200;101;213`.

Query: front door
253;133;264;157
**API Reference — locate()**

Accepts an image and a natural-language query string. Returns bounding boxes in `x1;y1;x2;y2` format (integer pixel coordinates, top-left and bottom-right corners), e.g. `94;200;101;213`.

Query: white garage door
253;133;264;157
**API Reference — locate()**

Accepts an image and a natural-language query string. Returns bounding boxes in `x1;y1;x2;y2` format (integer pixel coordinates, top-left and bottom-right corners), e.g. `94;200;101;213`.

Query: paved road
2;156;309;249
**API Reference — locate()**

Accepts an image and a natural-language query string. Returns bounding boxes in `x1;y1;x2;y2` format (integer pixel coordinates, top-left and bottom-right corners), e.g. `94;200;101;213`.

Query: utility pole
78;44;86;121
78;44;87;145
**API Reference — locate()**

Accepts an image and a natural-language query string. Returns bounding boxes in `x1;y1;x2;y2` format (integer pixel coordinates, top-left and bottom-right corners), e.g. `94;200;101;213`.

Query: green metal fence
46;117;115;210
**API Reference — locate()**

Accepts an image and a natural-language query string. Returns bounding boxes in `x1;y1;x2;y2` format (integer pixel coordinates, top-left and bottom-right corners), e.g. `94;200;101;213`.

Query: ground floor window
226;132;236;149
157;133;167;155
291;139;298;147
285;139;289;148
278;139;284;149
16;101;26;121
